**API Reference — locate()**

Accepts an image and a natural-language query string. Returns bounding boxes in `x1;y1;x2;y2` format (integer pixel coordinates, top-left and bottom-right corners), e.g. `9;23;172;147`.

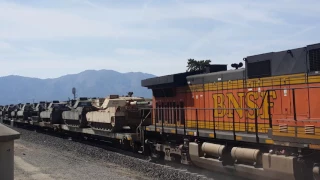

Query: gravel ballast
13;126;242;180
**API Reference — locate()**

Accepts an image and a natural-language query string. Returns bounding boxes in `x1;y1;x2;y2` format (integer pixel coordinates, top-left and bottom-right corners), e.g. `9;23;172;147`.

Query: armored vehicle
31;101;47;123
9;104;22;120
62;97;98;128
0;106;3;118
1;105;9;120
40;101;69;124
91;97;104;107
16;103;34;122
86;94;152;132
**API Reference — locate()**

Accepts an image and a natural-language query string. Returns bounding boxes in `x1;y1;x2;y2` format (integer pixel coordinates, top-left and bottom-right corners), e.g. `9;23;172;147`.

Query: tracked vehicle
40;101;69;124
86;94;152;132
9;104;21;120
91;97;104;107
16;103;34;122
31;101;47;123
0;105;3;119
62;97;97;128
1;105;9;120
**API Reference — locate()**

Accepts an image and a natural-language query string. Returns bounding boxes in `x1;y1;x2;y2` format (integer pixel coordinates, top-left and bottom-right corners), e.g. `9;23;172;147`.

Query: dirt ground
14;139;151;180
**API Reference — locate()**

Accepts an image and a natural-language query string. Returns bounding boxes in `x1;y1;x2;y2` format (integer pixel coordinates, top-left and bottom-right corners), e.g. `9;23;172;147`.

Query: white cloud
0;1;194;40
0;41;11;50
0;0;290;40
114;48;150;56
0;0;319;79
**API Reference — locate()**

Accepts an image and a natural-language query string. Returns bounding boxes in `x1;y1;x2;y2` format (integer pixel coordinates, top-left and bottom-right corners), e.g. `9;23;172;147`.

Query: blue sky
0;0;319;79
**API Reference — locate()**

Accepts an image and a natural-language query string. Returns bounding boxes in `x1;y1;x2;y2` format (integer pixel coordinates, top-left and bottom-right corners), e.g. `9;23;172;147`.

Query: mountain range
0;70;156;105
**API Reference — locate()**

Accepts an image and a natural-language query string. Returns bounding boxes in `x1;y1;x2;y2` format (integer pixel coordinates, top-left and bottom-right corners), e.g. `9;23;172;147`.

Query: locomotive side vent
309;48;320;72
279;124;288;133
247;60;271;79
305;125;315;135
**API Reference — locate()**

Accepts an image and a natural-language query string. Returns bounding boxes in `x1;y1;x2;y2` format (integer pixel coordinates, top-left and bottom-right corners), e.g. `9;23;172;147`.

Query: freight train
1;43;320;180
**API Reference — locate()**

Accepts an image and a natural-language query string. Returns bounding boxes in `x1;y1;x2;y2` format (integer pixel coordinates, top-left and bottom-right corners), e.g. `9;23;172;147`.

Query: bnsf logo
212;90;277;119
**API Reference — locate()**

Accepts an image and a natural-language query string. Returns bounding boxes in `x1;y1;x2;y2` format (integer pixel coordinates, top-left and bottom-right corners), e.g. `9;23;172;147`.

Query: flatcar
141;43;320;180
0;95;152;151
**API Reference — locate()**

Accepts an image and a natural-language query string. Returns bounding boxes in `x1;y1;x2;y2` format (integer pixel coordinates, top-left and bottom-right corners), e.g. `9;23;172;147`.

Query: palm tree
186;59;211;72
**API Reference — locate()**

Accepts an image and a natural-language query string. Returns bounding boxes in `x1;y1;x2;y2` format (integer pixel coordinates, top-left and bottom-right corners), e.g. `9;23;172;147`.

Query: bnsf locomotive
1;43;320;180
141;43;320;180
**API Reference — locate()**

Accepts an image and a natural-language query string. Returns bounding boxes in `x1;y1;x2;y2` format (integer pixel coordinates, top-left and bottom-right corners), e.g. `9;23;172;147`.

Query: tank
0;106;3;117
8;104;21;120
62;97;98;128
1;105;8;120
40;101;69;124
16;103;34;121
86;94;152;132
31;101;47;123
91;97;104;107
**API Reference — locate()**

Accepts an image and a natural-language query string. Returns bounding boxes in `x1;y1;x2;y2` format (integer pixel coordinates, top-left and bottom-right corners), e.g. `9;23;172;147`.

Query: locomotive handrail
141;85;320;140
262;85;320;122
142;106;260;143
259;85;320;110
263;85;320;91
139;107;260;110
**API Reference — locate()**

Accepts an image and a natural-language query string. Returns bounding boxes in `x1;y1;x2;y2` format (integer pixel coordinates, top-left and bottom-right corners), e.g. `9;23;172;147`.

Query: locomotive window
247;60;271;78
153;88;176;97
309;48;320;72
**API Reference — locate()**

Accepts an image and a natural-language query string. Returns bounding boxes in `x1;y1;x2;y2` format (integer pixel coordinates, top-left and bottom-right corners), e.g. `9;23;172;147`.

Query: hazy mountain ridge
0;70;155;105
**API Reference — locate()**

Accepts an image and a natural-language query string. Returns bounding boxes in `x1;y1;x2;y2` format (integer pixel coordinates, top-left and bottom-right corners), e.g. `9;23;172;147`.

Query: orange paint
152;82;320;131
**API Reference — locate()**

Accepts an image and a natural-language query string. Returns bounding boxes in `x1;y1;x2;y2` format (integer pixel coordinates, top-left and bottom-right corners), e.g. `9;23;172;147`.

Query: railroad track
9;122;244;180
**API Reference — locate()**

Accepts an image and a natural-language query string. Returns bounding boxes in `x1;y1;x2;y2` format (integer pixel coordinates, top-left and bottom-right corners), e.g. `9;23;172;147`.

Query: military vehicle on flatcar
15;103;34;122
0;105;3;118
86;94;152;132
9;104;21;120
40;101;69;124
31;101;47;123
62;97;97;127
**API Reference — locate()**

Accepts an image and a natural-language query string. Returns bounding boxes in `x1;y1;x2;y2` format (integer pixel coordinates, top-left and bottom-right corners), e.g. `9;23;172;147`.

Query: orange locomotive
142;43;320;180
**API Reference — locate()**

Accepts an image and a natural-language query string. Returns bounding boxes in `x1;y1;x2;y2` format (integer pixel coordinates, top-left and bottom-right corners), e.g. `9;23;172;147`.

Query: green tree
186;59;211;72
